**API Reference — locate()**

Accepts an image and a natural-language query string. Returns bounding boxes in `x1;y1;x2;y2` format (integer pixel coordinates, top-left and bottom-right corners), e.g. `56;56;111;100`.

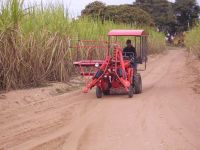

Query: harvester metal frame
73;30;148;98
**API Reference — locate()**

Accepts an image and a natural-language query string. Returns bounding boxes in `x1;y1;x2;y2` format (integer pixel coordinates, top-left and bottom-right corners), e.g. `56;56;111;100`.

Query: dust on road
0;49;200;150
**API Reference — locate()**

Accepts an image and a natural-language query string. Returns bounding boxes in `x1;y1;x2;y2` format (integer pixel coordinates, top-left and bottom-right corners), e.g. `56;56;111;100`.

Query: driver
123;39;137;70
123;39;137;58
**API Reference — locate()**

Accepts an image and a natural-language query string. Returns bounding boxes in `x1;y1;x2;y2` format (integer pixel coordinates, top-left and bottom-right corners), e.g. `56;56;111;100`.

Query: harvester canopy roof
108;30;148;36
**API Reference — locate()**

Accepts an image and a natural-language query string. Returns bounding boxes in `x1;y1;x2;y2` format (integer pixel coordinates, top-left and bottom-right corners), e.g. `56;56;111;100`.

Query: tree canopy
103;5;154;25
135;0;176;33
81;0;200;34
81;1;106;18
81;2;154;26
174;0;200;32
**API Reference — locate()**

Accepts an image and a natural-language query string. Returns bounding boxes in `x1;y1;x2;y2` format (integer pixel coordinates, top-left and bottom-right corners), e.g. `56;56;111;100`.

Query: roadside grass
148;29;166;54
0;0;166;90
185;24;200;58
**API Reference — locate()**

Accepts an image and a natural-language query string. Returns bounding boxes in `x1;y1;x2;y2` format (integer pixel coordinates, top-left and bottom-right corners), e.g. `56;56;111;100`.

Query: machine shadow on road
92;92;142;101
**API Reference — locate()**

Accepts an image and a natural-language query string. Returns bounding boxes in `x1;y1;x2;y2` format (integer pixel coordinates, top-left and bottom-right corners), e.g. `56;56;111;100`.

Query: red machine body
73;30;148;98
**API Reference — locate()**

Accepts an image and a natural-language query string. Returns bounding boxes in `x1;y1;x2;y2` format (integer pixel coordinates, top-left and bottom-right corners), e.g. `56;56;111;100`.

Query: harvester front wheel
128;85;134;98
134;73;142;94
96;86;103;98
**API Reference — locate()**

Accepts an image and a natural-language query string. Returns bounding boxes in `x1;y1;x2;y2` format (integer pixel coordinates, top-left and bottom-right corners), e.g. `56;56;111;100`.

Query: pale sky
24;0;200;17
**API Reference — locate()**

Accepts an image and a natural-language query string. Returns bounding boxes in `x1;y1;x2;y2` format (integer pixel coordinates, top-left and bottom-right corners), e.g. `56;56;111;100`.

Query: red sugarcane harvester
73;30;148;98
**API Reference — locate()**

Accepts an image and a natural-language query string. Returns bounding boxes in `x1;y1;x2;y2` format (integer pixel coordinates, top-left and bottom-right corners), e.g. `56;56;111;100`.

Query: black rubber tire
103;90;110;95
134;73;142;94
96;86;103;98
128;85;134;98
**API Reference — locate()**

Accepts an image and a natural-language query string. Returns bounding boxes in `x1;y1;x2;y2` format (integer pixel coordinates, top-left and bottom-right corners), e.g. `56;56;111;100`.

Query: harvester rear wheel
96;86;103;98
128;85;134;98
134;73;142;94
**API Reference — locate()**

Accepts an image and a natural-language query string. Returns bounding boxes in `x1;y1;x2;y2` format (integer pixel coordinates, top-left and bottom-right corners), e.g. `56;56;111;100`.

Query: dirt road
0;49;200;150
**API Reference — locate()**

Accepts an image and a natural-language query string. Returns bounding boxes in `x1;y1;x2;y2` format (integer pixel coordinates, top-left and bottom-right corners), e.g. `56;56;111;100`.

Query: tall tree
103;5;154;25
81;1;106;18
135;0;176;33
174;0;200;32
81;2;154;26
